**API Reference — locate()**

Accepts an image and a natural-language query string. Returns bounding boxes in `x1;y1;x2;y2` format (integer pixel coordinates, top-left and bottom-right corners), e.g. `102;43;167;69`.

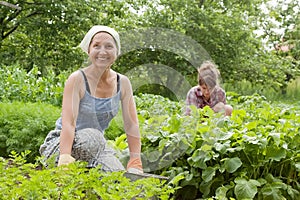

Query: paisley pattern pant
39;128;125;172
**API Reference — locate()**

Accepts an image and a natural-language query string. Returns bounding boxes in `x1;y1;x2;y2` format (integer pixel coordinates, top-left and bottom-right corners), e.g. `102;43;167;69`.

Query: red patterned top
185;86;226;115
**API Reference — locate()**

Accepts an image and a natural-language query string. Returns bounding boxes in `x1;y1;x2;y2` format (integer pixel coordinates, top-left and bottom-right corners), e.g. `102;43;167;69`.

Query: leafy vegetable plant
0;151;174;200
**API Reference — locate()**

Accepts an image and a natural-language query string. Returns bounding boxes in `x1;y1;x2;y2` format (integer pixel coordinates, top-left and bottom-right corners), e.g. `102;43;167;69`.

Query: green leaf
115;134;127;147
146;134;160;143
167;115;181;133
214;142;228;154
169;172;187;186
215;131;234;141
245;121;258;131
185;173;193;181
224;157;242;173
202;167;216;182
266;146;286;161
269;132;281;146
147;151;161;162
287;185;300;199
234;178;258;199
191;149;206;162
197;125;210;134
199;180;214;197
215;186;229;199
294;162;300;172
261;183;286;200
201;144;212;151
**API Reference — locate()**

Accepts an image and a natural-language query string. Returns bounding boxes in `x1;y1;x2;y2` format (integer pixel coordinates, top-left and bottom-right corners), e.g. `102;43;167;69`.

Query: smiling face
88;32;118;68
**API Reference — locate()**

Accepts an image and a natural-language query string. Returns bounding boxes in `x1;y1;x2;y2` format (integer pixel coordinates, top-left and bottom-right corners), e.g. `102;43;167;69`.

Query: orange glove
58;154;75;166
126;131;143;173
127;157;143;174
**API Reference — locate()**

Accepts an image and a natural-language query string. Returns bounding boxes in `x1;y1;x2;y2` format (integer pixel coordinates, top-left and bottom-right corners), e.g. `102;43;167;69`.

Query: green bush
0;93;182;164
1;62;300;199
104;93;182;140
135;93;183;117
0;102;61;162
132;94;300;199
0;64;68;106
0;151;174;200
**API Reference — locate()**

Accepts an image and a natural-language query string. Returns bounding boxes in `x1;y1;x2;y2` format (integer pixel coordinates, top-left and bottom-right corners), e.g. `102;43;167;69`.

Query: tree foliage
0;0;299;99
134;0;299;92
0;0;137;73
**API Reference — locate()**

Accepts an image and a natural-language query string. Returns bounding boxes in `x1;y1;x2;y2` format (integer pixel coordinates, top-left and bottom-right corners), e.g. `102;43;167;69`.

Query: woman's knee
72;128;106;160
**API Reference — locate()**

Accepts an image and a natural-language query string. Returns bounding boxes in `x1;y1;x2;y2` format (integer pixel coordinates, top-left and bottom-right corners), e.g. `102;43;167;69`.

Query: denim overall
40;70;125;171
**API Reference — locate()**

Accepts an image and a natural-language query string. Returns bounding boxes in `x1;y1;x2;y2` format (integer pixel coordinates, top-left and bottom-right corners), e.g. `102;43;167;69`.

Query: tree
1;0;299;99
0;0;137;74
114;0;294;99
135;0;300;97
253;0;300;93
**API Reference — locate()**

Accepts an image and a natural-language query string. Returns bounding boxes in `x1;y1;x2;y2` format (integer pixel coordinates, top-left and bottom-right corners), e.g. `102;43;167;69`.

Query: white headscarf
79;25;121;56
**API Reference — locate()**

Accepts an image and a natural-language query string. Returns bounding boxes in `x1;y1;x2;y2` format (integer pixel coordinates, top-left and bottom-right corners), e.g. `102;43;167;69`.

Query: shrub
133;94;300;199
0;64;68;106
105;93;182;140
0;101;61;162
0;151;174;200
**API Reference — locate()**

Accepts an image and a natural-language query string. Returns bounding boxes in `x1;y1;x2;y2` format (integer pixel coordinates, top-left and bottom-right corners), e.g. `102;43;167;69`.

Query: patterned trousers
39;128;125;172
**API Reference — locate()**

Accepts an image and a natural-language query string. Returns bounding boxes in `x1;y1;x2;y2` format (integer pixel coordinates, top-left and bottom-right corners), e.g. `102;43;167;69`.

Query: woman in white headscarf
40;25;143;173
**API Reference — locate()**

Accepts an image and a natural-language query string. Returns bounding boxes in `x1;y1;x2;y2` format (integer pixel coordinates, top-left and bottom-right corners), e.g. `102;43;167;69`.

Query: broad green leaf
257;178;267;185
178;139;190;151
216;131;234;141
261;183;286;200
214;142;227;154
169;172;186;186
202;106;215;117
245;121;258;131
269;132;281;146
201;144;212;151
224;157;242;173
191;149;202;162
202;167;216;182
115;134;127;146
191;149;211;163
266;146;286;161
197;125;210;134
185;173;193;181
215;185;230;199
167;115;181;133
234;178;258;200
187;156;207;169
147;151;161;162
199;179;214;197
243;135;259;144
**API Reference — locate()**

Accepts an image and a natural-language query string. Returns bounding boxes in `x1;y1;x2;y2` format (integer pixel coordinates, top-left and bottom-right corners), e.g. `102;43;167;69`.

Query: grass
286;77;300;100
224;77;300;103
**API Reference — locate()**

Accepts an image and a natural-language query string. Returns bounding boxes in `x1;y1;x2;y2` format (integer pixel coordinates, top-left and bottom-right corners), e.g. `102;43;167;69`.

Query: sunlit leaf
234;178;258;199
266;146;286;161
224;157;242;173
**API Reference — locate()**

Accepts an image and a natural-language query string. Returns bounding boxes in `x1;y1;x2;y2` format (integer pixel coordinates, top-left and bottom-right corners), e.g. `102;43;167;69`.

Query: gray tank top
55;70;121;132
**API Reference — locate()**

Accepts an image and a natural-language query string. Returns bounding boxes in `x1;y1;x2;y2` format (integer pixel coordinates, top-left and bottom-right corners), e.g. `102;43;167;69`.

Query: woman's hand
58;154;75;166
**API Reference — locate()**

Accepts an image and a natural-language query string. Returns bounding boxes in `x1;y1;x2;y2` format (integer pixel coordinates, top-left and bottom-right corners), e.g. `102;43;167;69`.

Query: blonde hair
197;61;220;89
